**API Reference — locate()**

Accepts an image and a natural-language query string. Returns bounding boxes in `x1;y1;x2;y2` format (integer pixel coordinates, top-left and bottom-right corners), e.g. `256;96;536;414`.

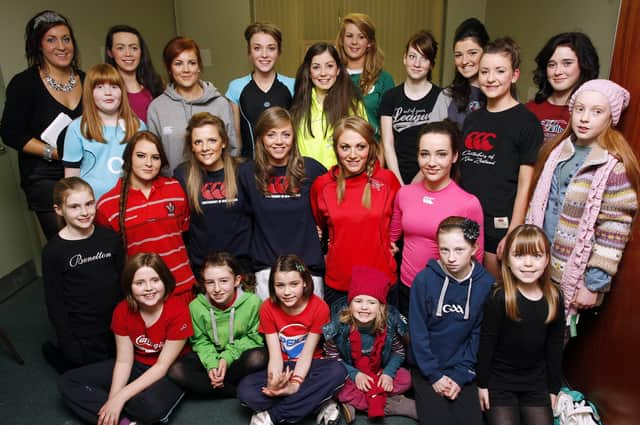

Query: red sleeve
310;176;327;229
164;298;194;340
308;296;330;333
173;179;190;232
111;301;130;336
259;300;278;334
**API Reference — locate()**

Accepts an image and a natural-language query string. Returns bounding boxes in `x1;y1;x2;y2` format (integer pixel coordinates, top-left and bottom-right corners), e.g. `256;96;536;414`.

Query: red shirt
311;163;400;291
96;177;196;295
525;99;569;143
111;296;193;365
259;295;329;361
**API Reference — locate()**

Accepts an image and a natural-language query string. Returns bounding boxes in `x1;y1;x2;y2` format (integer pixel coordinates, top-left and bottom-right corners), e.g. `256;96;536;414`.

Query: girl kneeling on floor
409;217;494;425
168;251;267;396
60;253;193;425
323;266;416;423
237;255;347;425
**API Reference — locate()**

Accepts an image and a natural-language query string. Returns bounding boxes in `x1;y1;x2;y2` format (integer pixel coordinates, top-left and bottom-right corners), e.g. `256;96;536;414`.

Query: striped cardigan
527;137;637;320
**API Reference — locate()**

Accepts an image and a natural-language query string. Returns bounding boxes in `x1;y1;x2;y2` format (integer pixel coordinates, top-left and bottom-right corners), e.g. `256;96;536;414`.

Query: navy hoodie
409;258;494;386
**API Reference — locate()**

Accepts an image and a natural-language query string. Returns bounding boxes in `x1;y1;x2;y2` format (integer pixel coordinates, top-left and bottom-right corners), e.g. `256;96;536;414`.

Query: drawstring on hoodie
435;262;475;320
209;306;236;345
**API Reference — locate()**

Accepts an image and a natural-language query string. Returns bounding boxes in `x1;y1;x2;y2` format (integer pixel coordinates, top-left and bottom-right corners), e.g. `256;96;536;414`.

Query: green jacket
189;290;263;370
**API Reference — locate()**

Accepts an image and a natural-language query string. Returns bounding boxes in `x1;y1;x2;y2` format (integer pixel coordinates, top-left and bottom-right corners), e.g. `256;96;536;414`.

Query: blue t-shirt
62;118;146;199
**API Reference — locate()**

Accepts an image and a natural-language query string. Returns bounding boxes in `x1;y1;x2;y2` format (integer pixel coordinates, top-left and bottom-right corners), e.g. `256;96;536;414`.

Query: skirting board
0;260;37;303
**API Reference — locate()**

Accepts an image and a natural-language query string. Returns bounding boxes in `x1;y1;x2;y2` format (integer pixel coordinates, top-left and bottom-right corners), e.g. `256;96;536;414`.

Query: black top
459;104;542;232
379;83;442;184
237;157;326;274
476;288;564;393
174;163;252;270
0;67;84;209
41;225;124;343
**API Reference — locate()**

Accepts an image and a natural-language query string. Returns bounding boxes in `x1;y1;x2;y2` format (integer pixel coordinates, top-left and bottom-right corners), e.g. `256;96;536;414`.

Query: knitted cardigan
527;137;637;321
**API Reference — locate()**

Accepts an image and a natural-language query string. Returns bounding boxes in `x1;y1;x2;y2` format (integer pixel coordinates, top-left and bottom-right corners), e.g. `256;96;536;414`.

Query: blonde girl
477;224;564;425
174;112;251;273
526;79;639;335
336;13;394;140
63;63;144;200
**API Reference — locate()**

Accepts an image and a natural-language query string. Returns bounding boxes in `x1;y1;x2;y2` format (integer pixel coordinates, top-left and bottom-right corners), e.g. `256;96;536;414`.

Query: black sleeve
41;241;82;362
517;108;544;165
0;71;37;151
476;291;503;388
379;85;398;117
546;293;565;394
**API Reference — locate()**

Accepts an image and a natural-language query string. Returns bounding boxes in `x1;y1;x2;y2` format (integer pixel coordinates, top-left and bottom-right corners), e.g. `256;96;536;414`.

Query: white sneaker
250;411;274;425
316;400;340;425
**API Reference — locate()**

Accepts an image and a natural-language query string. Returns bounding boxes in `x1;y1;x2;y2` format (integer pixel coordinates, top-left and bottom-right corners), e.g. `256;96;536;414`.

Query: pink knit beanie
569;79;630;126
348;266;389;304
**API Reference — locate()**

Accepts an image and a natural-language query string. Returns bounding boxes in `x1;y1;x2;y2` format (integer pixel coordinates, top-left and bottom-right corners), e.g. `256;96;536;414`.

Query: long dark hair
105;25;164;97
25;10;80;70
532;32;599;103
290;43;361;139
445;18;489;112
118;131;169;248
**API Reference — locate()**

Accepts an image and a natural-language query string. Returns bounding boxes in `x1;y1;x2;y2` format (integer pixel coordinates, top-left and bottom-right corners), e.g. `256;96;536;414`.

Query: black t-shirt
174;163;252;270
459;104;542;234
233;75;293;159
237;157;326;273
476;289;564;393
41;225;124;341
379;83;444;184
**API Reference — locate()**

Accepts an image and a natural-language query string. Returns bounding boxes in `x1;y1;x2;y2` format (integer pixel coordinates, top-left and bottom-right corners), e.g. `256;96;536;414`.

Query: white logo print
442;304;464;314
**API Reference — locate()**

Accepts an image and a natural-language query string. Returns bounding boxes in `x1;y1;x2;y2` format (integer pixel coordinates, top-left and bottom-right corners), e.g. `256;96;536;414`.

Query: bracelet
43;144;53;162
289;374;304;385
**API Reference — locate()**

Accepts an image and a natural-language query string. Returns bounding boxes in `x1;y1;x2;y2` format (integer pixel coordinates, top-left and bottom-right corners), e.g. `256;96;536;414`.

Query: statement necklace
43;69;77;92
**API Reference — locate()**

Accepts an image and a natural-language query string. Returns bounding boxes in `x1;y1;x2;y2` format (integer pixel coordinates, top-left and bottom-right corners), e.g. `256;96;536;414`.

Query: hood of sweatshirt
163;80;223;105
193;288;249;346
427;258;492;321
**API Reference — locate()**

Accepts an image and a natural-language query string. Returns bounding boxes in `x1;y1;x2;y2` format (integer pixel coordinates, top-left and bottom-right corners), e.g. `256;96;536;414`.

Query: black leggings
486;389;553;425
412;369;482;425
168;347;267;397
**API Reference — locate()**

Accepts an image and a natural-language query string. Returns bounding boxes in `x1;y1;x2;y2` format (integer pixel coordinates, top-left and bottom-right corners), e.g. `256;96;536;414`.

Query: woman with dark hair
311;116;400;305
237;107;326;300
147;36;238;174
96;131;196;304
0;10;84;239
526;32;599;142
380;31;450;185
105;24;164;123
444;18;490;128
290;42;367;170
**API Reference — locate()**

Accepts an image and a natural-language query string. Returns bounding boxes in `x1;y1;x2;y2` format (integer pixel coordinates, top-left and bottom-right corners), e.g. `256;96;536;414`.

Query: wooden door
563;1;640;424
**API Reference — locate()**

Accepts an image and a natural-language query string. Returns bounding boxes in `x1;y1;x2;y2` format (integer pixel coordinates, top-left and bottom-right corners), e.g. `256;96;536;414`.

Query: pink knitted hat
569;79;631;126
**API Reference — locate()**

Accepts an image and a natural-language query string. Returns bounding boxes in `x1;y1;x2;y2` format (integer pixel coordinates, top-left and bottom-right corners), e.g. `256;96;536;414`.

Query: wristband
43;144;53;162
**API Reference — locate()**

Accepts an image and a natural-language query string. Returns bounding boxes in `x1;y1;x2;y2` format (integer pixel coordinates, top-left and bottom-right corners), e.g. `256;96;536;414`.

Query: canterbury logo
464;131;496;151
442;304;465;314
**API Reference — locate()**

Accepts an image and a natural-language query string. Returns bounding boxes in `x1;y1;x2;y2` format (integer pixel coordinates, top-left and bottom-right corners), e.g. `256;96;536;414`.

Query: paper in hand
41;112;72;146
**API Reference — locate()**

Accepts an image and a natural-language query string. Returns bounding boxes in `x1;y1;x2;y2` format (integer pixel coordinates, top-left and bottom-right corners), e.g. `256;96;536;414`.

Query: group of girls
3;7;640;425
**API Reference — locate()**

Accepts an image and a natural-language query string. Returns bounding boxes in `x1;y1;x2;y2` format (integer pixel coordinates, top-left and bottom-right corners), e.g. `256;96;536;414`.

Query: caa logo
464;132;496;151
202;182;226;200
442;304;464;314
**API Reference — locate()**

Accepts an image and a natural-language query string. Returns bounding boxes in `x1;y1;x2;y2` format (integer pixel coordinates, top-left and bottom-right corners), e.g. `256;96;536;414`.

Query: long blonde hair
253;107;307;196
81;63;140;142
339;302;387;334
336;13;384;95
332;116;379;208
500;224;560;323
183;112;238;213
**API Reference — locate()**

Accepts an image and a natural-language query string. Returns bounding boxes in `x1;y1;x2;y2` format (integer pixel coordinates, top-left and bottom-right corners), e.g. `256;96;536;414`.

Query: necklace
43;69;77;92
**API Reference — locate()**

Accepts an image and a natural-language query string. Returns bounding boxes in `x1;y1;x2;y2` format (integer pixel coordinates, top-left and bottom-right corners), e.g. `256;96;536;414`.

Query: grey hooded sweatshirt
147;80;238;175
